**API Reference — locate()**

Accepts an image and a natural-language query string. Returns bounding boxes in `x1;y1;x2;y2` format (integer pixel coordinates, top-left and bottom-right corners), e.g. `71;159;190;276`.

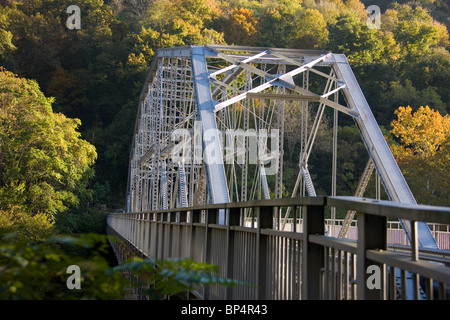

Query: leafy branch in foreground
0;233;239;300
0;233;126;299
116;256;240;299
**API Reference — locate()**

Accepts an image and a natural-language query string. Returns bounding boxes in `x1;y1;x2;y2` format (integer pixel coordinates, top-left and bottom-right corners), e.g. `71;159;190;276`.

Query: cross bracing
127;45;438;250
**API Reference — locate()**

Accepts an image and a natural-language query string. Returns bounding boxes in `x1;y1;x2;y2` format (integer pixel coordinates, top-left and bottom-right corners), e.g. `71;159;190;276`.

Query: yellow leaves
292;8;329;49
0;206;54;244
143;0;224;46
127;52;146;67
432;20;450;48
391;106;450;159
381;32;401;62
390;105;450;206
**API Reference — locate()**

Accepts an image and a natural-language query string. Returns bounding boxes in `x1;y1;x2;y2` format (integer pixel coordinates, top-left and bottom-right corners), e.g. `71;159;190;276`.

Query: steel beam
331;54;438;250
191;46;230;223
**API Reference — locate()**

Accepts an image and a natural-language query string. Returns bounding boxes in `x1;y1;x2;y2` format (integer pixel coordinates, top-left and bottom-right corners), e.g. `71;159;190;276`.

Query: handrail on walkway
107;196;450;300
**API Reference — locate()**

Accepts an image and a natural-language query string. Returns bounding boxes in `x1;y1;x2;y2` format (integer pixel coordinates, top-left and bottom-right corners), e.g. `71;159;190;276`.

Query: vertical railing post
411;220;421;300
133;213;137;246
256;205;273;299
204;208;218;299
302;203;325;300
357;212;387;300
144;213;149;256
129;214;133;245
137;213;142;252
226;207;241;299
166;211;175;259
188;209;201;260
179;210;188;258
155;212;161;260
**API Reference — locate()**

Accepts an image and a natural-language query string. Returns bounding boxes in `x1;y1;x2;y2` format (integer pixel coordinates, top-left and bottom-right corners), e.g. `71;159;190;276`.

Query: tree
311;0;346;25
390;106;450;206
255;0;303;48
46;65;90;120
0;206;54;244
399;48;450;114
306;124;369;198
122;0;152;18
327;11;385;64
0;0;155;202
290;8;328;49
343;0;367;20
1;3;65;87
0;0;132;128
223;7;258;46
0;70;97;220
0;6;15;56
381;80;446;118
391;106;450;159
382;4;450;59
141;0;225;47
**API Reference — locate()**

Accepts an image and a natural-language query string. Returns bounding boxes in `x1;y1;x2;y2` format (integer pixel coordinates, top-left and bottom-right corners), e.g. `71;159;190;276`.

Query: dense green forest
0;0;448;234
0;0;449;299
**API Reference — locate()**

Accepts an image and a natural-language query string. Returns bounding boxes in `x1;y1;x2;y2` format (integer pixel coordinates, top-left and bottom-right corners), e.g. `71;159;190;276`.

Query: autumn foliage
0;0;448;233
0;69;97;239
390;106;450;206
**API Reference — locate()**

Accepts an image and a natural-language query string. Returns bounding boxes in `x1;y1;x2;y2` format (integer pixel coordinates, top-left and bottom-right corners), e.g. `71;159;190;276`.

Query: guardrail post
188;210;200;260
179;210;188;258
357;212;387;300
165;211;175;259
171;211;180;258
257;205;273;299
302;204;325;299
226;207;241;299
204;208;218;299
155;212;162;260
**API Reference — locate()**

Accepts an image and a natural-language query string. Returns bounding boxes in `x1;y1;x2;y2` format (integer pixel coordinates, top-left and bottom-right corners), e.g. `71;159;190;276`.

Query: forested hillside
0;0;449;235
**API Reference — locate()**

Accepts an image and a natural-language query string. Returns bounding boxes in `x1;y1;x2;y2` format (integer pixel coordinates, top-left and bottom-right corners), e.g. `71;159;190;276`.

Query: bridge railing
279;218;450;249
106;196;450;300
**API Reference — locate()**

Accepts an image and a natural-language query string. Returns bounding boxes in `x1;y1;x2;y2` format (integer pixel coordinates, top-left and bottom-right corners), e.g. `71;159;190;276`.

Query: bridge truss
126;45;437;249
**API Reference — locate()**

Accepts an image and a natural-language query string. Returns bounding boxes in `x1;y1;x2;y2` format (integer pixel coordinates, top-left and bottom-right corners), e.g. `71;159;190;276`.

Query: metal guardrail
106;196;450;300
254;218;450;249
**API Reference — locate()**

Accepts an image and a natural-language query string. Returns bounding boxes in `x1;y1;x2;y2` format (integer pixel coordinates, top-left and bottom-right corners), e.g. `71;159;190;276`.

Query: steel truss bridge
107;45;450;300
